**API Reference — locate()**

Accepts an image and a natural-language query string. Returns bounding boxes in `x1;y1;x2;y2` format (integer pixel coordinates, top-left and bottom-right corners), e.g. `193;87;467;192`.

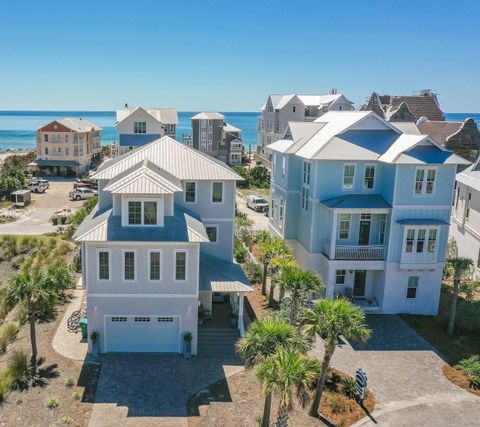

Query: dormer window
134;121;147;134
123;198;163;226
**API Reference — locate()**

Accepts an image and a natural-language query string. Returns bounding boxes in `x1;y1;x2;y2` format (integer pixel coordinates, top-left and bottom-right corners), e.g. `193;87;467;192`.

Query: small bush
0;321;19;352
72;391;81;400
46;397;59;409
7;349;32;390
341;378;357;399
243;261;262;284
328;393;346;414
12;303;28;324
234;239;248;264
457;355;480;389
65;377;75;387
62;415;73;424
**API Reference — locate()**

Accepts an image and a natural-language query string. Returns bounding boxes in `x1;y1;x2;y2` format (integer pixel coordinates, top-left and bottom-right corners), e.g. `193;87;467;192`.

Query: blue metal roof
339;130;399;155
397;218;450;226
36;159;81;167
119;134;161;147
321;194;391;209
199;254;251;292
402;145;454;164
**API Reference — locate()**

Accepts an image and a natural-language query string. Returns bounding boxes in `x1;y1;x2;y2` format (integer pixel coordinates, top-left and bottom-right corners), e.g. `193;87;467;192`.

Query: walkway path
310;315;479;426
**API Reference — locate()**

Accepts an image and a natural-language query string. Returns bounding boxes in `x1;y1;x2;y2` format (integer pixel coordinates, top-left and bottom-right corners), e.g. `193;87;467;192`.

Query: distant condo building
191;112;243;166
256;91;354;160
116;106;178;154
36;118;102;174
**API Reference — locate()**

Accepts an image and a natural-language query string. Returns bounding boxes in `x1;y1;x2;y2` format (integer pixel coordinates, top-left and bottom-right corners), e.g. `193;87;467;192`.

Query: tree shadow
32;357;59;388
187;377;233;416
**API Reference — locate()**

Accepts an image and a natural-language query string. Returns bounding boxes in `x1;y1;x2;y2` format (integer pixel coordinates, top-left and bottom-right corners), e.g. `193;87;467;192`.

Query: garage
104;315;180;353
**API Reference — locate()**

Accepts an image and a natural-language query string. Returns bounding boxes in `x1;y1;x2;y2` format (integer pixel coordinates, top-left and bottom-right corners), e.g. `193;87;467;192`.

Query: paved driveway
89;354;244;427
235;193;269;231
310;315;480;426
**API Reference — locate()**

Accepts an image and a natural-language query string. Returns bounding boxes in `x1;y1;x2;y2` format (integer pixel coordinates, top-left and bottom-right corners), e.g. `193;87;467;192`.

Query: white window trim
96;248;112;282
338;214;351;240
403;225;439;255
147;249;163;282
122;249;137;282
407;276;419;299
184;181;197;204
211;182;224;204
122;197;163;227
205;225;219;244
363;164;376;190
174;249;189;282
279;198;284;229
413;166;437;196
281;157;286;178
342;163;355;190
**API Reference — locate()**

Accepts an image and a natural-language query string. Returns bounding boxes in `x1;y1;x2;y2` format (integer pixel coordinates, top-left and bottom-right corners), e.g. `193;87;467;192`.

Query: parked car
246;195;269;212
33;178;50;188
27;181;47;193
69;188;98;201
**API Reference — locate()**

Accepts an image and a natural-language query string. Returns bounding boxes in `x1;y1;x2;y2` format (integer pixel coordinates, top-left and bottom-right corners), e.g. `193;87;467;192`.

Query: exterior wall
191;118;223;156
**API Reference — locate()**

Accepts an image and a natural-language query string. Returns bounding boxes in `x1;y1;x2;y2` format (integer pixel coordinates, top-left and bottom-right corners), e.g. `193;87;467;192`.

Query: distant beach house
36;118;102;174
191;112;244;166
268;111;468;315
116;106;178;154
256;91;354;165
73;135;250;354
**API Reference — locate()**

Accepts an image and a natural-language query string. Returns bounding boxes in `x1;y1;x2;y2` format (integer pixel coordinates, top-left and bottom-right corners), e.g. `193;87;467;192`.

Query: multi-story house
256;92;354;160
36;118;102;174
116;106;178;154
191;112;243;166
450;160;480;278
73;136;250;354
268;111;468;315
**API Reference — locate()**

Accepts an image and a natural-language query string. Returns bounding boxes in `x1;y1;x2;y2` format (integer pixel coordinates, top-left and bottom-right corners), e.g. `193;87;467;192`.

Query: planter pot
184;340;192;358
91;339;100;359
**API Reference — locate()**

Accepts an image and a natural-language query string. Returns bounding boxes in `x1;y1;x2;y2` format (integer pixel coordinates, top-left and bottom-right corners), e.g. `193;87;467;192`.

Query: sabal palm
236;317;308;427
446;256;473;335
303;298;371;417
45;263;75;297
256;348;321;427
5;268;57;364
276;267;323;325
269;254;298;307
258;237;291;295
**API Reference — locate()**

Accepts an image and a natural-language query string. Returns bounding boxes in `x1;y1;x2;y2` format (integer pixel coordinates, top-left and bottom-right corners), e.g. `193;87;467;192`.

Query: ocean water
0;111;478;152
0;111;260;151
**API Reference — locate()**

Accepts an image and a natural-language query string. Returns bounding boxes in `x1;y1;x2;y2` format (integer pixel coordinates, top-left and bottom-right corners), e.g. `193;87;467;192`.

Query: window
169;125;175;133
44;134;48;142
206;226;218;242
175;251;187;280
149;251;161;281
378;214;387;245
339;214;351;240
212;182;223;203
128;201;142;225
185;182;196;203
201;120;207;129
134;121;146;134
134;317;150;322
44;147;48;155
123;251;135;281
364;165;375;189
343;164;355;189
336;270;346;284
270;196;274;219
477;248;480;269
466;192;472;219
301;186;309;211
158;317;174;322
98;250;110;281
303;161;311;185
65;134;69;142
415;167;436;194
405;229;415;252
427;229;437;253
143;201;157;225
455;186;460;211
416;229;426;253
281;157;286;178
111;317;127;322
293;105;296;113
279;199;284;229
407;276;419;299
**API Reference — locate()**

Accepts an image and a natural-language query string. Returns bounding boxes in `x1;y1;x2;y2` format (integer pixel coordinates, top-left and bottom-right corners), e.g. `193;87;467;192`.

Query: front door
358;221;371;245
353;270;367;297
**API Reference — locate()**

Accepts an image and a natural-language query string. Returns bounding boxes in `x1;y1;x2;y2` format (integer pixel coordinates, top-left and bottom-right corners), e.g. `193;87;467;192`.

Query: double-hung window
414;167;436;194
144;201;157;225
128;201;142;225
279;199;284;229
303;162;311;185
134;121;146;134
149;251;161;281
281;157;286;178
302;162;310;211
212;182;223;203
127;200;158;226
364;165;375;189
336;269;346;284
185;182;196;203
338;214;351;240
466;192;472;219
405;229;415;252
301;186;309;211
405;227;437;254
123;251;135;281
416;229;426;252
378;214;387;245
427;229;437;253
407;276;419;298
206;226;218;243
343;164;355;189
98;250;110;281
175;251;187;281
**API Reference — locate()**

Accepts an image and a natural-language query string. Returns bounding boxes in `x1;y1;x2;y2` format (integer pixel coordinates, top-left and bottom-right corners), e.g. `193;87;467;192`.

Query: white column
329;211;338;260
238;293;245;337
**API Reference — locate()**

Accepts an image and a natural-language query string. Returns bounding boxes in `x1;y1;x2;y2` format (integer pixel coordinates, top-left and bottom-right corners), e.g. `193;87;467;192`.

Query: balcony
334;245;385;260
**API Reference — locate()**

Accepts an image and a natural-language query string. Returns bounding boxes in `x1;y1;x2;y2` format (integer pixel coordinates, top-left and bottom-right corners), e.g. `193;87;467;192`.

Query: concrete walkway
310;315;480;426
52;288;88;361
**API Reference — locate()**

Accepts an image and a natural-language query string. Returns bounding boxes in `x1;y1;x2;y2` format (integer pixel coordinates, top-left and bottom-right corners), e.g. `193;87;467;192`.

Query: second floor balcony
334;245;385;260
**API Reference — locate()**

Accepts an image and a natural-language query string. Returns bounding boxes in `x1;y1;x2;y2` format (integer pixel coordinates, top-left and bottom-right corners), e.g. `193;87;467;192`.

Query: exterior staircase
197;328;240;357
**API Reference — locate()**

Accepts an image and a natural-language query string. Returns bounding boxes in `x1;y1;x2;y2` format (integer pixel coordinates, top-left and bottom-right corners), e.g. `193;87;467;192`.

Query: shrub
72;391;81;400
328;393;346;414
65;377;75;387
46;397;59;409
457;355;480;389
234;239;248;263
0;321;19;352
12;303;28;324
341;378;357;399
62;415;73;424
455;300;480;335
243;261;262;284
7;349;32;391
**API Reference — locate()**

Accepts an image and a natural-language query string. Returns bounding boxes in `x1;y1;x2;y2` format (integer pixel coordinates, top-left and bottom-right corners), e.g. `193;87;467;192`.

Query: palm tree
45;263;75;299
268;254;298;307
258;236;291;295
303;298;371;417
446;256;473;335
5;268;58;365
276;267;323;325
256;348;321;427
237;317;308;427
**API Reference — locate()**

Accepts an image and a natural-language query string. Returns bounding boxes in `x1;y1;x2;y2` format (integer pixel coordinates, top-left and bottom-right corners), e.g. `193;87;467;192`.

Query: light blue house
268;112;469;314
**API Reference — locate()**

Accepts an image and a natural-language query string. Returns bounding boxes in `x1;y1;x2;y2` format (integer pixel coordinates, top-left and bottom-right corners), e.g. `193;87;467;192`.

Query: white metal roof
93;136;243;181
267;139;294;153
116;107;179;124
57;118;102;132
457;165;480;187
191;112;225;120
223;123;241;133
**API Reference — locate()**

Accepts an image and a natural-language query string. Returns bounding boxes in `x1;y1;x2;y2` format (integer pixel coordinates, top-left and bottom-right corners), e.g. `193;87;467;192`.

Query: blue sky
0;0;479;112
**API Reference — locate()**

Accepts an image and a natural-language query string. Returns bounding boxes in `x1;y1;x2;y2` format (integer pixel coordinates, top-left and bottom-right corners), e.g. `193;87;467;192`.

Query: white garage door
105;316;180;353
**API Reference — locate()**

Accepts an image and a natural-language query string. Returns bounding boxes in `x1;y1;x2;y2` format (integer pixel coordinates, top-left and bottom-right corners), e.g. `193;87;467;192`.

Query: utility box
11;190;31;207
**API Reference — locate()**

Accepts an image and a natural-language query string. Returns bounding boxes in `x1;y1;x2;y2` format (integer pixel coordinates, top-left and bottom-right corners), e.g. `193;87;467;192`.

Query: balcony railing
335;245;385;260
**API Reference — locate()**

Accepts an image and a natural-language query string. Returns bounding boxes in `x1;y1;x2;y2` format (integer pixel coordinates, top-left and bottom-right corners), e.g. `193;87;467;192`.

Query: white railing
335;245;385;260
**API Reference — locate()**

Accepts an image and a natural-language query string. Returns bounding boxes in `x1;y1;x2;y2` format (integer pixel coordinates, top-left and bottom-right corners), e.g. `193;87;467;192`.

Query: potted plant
184;331;193;358
229;311;238;327
90;331;100;358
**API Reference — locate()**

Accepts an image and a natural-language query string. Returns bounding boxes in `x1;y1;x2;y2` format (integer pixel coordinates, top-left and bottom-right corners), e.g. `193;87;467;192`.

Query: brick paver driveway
311;315;480;426
89;353;243;427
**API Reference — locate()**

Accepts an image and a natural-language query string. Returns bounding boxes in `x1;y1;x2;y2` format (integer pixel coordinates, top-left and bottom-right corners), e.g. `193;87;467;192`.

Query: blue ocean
0;111;478;152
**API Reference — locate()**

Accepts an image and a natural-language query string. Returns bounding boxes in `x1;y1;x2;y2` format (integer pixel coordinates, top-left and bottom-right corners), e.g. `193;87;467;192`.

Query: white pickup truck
69;188;98;201
27;181;47;193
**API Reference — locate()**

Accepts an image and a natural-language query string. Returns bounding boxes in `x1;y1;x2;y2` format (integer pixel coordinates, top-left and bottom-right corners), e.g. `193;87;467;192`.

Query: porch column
238;293;245;336
329;211;338;260
325;268;336;300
